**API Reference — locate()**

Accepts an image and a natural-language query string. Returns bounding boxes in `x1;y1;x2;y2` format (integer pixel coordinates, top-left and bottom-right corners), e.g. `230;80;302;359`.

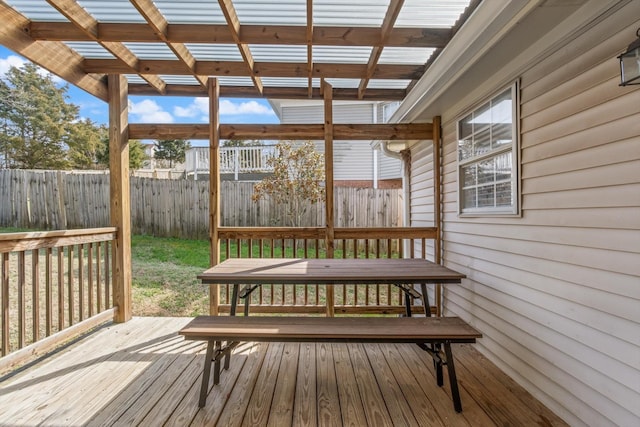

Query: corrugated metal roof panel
396;0;471;28
154;0;226;24
125;74;147;84
186;44;243;61
76;0;146;23
313;47;372;64
234;0;306;26
217;77;255;86
313;0;389;27
378;47;435;65
367;79;411;89
261;77;319;88
4;0;68;21
250;45;308;63
65;42;115;59
123;43;176;60
159;75;200;85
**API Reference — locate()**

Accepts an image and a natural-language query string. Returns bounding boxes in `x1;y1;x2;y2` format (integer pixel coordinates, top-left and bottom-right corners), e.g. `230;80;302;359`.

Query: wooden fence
0;170;403;238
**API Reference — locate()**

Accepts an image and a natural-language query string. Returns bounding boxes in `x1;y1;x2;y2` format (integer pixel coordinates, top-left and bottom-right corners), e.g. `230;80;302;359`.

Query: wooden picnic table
198;257;467;316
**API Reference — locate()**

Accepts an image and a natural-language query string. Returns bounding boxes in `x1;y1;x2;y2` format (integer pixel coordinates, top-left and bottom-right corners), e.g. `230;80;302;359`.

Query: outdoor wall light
618;28;640;86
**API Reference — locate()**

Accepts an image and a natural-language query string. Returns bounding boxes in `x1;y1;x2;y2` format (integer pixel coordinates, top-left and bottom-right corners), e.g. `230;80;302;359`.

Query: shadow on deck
0;317;567;426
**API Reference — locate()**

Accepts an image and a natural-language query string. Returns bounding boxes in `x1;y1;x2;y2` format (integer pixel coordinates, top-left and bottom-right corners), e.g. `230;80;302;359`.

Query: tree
66;119;106;169
0;63;78;169
154;139;190;168
96;136;147;170
252;140;325;227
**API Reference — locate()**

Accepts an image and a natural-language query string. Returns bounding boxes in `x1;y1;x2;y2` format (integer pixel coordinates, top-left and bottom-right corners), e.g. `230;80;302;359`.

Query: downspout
372;104;378;189
381;142;409;227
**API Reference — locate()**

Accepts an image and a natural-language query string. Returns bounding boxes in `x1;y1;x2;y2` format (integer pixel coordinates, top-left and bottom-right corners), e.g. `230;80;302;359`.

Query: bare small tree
252;140;325;227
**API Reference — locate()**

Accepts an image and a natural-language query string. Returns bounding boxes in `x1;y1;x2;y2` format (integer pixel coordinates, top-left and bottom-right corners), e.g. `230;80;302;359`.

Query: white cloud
129;99;174;123
0;54;63;84
173;98;275;121
219;99;274;116
0;55;26;76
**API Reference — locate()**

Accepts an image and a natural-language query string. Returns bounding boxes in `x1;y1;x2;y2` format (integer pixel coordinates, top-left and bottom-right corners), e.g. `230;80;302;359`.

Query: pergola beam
83;59;423;80
218;0;263;94
130;0;208;88
0;4;107;101
45;0;166;94
358;0;404;99
128;123;432;141
29;22;451;48
128;84;406;100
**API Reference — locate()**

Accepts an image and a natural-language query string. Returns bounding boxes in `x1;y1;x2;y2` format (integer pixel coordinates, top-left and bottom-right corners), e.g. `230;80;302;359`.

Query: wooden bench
180;315;482;413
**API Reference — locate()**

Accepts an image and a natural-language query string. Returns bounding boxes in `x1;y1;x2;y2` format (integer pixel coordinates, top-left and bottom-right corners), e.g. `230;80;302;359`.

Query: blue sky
0;46;279;147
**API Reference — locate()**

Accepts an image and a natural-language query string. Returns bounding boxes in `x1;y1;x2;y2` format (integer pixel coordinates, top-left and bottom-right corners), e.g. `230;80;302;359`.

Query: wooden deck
0;317;567;426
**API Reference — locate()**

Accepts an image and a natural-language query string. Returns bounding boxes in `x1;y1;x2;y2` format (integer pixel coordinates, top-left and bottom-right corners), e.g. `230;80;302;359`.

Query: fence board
1;171;402;238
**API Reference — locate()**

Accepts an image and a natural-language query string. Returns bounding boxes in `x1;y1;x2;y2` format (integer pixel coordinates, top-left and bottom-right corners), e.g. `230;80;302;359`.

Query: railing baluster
2;253;10;356
46;248;52;336
96;243;102;313
68;245;74;326
32;249;40;342
88;243;94;317
57;247;64;330
105;242;110;309
78;244;84;322
18;251;25;348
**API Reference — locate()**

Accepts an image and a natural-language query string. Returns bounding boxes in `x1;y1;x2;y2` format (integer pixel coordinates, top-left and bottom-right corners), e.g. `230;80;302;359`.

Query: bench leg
443;341;463;413
420;283;430;317
230;285;239;316
213;341;222;385
199;340;215;407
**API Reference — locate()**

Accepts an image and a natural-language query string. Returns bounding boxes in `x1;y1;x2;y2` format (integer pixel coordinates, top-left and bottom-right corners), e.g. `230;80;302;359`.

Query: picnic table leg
404;292;412;317
443;341;463;413
420;283;443;384
230;284;239;316
420;283;430;317
199;340;215;407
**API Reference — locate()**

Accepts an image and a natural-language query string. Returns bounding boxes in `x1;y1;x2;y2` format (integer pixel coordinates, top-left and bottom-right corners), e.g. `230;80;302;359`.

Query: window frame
456;82;520;217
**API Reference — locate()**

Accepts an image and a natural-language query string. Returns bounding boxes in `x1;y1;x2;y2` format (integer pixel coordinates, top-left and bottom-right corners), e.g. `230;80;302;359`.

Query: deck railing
0;228;116;369
185;145;277;179
214;226;438;316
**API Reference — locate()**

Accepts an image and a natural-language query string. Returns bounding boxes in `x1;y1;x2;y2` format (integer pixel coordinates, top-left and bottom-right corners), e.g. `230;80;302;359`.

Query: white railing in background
185;146;277;180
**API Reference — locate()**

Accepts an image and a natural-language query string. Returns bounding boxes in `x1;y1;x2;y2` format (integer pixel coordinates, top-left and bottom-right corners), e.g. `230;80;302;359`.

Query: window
457;84;519;215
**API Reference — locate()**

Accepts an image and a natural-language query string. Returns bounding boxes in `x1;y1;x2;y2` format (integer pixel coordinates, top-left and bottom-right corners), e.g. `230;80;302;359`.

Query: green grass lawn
131;235;211;317
2;229;400;318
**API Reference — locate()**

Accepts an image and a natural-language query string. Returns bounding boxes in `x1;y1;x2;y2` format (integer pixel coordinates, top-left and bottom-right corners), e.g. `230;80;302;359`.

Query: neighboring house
386;1;639;426
269;99;403;188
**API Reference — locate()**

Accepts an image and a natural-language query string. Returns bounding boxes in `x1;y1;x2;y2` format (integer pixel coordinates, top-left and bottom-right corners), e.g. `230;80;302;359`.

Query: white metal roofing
3;0;474;97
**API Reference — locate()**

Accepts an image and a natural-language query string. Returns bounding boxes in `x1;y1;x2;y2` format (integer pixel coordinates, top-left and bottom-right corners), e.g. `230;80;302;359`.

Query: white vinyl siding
278;101;401;182
409;7;640;427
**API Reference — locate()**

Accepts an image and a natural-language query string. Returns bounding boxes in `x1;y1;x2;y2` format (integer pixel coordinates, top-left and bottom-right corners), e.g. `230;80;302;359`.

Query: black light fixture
618;28;640;86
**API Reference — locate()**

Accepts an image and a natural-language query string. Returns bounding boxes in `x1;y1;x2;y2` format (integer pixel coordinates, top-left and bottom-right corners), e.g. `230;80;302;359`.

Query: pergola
0;0;480;322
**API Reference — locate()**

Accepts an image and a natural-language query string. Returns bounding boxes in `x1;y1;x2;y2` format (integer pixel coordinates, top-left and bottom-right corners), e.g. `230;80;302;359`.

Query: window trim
456;82;521;217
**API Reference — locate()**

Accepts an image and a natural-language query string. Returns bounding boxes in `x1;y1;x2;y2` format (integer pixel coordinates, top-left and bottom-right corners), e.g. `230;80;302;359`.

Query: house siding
410;8;640;427
279;102;400;183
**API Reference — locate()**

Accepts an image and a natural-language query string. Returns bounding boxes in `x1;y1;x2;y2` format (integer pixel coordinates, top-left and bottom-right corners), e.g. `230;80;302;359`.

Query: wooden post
209;78;221;316
433;116;443;316
108;74;131;323
323;81;335;317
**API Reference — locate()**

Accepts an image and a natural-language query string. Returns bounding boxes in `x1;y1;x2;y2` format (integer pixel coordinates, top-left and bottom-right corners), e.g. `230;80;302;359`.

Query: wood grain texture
180;316;481;343
0;318;567;427
198;258;466;285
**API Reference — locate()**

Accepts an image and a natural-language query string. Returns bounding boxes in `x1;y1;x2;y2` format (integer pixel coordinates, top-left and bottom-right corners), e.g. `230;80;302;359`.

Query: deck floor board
0;317;568;427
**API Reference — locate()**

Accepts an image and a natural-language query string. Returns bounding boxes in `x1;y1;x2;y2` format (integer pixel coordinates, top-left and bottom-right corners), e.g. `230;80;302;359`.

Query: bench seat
180;315;482;412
